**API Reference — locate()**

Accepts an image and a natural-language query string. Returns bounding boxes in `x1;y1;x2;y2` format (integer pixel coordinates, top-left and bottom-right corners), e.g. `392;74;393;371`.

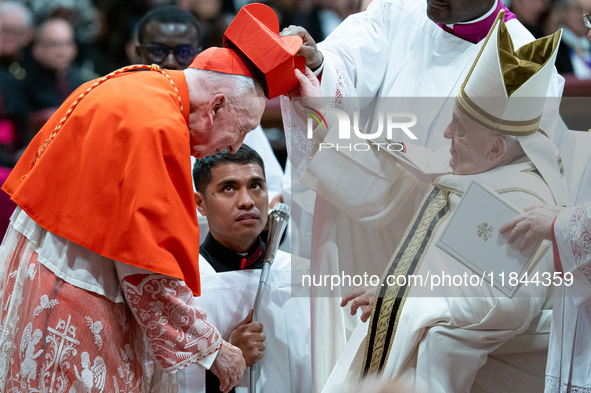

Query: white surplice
544;132;591;393
177;250;312;393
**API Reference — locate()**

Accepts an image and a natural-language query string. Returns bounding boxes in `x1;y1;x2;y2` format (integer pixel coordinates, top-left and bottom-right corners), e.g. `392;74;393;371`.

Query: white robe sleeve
318;0;395;98
542;71;566;146
299;122;447;228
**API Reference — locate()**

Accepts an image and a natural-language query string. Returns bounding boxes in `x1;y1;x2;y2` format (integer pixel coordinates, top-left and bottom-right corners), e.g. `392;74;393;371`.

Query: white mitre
456;10;568;206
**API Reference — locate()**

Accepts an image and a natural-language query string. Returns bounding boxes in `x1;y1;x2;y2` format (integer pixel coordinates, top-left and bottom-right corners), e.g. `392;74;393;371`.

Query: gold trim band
456;91;541;136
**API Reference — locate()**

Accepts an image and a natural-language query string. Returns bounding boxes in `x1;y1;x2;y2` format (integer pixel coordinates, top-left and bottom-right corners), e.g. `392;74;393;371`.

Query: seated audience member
290;12;567;393
0;66;29;166
0;2;33;73
0;2;33;160
186;0;232;49
177;144;311;393
23;17;91;132
24;0;100;46
0;4;32;235
554;0;591;78
509;0;552;37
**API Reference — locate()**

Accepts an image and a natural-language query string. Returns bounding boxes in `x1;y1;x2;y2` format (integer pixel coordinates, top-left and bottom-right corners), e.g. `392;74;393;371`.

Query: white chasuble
319;158;558;393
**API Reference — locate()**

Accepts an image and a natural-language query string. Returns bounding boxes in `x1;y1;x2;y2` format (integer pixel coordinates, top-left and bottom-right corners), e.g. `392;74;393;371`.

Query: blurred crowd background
0;0;589;170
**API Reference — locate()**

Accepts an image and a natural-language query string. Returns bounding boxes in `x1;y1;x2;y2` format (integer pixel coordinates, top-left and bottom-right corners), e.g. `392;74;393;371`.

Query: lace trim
568;206;591;282
121;274;222;373
546;375;591;392
282;51;356;168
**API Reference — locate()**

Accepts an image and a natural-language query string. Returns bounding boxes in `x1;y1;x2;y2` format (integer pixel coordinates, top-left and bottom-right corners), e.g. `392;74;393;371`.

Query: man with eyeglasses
135;5;202;71
554;0;591;78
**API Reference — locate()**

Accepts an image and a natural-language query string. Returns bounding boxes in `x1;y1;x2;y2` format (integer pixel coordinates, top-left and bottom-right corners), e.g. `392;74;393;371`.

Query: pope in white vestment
322;154;559;393
282;1;567;389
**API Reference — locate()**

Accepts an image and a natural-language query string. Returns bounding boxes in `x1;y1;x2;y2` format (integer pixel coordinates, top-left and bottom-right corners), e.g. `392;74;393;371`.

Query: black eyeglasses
584;13;591;29
143;43;199;65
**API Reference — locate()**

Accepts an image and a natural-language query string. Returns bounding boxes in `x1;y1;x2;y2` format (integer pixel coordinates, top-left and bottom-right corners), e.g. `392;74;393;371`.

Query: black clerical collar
199;233;266;273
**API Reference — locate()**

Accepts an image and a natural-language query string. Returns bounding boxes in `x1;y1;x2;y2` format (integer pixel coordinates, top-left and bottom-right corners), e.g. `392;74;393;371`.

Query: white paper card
436;180;550;298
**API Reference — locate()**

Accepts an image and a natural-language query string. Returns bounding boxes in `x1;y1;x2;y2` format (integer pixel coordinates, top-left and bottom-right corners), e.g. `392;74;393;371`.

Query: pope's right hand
281;25;323;71
209;340;246;393
341;285;378;323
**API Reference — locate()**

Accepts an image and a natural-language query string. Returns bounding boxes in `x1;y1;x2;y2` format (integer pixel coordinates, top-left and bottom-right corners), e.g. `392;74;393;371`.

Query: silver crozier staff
250;203;290;393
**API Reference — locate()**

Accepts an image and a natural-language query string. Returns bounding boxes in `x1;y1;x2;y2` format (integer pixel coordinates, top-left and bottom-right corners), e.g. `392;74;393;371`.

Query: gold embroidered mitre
456;10;561;136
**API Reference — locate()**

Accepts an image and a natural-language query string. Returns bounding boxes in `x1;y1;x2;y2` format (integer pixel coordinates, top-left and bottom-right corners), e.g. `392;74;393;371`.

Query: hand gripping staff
250;203;290;393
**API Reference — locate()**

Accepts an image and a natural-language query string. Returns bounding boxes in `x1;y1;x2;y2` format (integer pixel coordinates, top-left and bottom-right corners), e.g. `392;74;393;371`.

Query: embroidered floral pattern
0;231;217;392
1;251;145;393
121;274;221;372
568;206;591;282
85;317;103;350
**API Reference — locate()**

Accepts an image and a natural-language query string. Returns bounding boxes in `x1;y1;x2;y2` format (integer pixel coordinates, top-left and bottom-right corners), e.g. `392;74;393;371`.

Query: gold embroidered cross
477;222;493;241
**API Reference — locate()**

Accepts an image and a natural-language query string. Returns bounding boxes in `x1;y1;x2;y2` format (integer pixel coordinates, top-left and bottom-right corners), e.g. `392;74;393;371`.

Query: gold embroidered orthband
496;187;548;205
362;186;451;378
456;90;541;136
28;64;183;171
